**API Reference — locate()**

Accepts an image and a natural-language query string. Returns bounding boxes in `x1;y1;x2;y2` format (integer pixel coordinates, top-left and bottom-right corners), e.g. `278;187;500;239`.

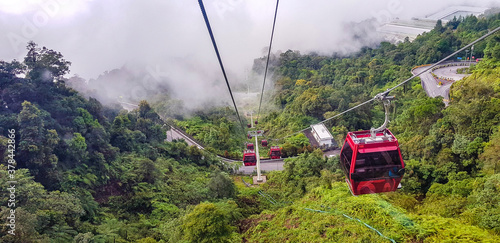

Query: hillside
240;58;500;242
0;43;239;242
243;14;500;242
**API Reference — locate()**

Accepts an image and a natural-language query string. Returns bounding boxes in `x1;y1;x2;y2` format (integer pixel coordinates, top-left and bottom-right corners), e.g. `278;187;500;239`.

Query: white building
378;5;491;43
311;124;334;147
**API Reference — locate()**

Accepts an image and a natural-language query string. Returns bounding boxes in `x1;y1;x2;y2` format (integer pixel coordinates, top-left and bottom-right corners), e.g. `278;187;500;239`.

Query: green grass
241;182;500;242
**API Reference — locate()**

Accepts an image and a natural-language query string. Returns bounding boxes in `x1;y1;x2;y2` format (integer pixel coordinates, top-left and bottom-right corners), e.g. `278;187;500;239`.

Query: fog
0;0;498;109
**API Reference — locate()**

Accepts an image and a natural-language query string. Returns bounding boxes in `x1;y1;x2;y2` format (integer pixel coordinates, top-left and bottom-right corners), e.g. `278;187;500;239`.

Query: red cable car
269;146;281;159
243;150;256;166
261;140;268;147
340;129;405;195
246;143;254;150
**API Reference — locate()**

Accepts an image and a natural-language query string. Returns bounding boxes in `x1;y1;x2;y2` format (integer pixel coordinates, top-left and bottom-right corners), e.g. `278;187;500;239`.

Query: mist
1;0;499;111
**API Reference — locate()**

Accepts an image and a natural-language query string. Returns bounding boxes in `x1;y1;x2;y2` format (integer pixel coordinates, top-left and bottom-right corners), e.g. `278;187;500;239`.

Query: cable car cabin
243;150;256;166
340;129;405;195
269;146;281;159
246;143;254;150
261;140;268;147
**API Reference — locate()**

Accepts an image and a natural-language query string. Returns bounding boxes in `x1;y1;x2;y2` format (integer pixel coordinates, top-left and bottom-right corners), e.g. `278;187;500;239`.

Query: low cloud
1;0;498;111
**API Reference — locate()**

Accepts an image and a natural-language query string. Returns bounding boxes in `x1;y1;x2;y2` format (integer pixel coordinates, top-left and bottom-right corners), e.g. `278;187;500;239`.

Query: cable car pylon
248;130;266;184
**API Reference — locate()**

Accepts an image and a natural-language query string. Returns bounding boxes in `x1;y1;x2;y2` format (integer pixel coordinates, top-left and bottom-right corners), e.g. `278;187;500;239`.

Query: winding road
412;62;473;105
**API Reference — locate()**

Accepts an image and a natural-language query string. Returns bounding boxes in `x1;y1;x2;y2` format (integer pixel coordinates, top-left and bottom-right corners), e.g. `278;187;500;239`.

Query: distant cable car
246;143;254;150
339;95;405;195
243;150;256;166
247;124;251;128
261;140;268;147
269;146;281;159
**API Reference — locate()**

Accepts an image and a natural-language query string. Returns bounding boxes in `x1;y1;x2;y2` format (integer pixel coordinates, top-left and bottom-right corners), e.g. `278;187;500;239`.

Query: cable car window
244;156;256;162
270;151;280;157
355;150;401;168
340;142;353;172
353;150;401;180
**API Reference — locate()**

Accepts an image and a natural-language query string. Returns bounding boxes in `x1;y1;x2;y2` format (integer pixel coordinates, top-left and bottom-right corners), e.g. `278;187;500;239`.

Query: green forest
1;13;500;243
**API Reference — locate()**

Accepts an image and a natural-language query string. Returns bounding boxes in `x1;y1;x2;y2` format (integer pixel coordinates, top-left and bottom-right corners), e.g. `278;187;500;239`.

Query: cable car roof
358;146;399;153
243;150;255;154
346;129;399;149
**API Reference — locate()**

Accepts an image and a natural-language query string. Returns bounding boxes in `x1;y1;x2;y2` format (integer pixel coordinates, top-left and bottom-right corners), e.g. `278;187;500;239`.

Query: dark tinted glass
244;156;256;162
340;142;353;173
354;150;401;169
352;150;402;180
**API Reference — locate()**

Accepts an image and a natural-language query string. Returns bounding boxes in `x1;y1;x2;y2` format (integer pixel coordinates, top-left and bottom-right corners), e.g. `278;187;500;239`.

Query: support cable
198;0;245;129
256;0;280;124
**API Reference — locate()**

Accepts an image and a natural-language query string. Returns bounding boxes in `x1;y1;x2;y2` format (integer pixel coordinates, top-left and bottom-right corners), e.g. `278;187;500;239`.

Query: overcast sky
0;0;498;107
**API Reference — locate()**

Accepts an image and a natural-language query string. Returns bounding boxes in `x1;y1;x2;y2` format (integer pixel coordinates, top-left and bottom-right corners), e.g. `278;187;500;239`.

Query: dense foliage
175;108;246;159
260;14;500;140
0;42;244;242
241;14;500;242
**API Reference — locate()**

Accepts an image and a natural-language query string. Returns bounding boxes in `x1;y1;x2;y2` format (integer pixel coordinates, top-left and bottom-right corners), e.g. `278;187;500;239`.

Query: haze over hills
1;1;499;110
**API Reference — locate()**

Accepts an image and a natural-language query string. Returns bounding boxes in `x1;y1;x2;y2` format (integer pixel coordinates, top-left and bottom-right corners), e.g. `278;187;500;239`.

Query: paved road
324;149;341;158
120;101;139;111
166;126;203;149
412;62;472;105
238;160;285;174
433;65;470;81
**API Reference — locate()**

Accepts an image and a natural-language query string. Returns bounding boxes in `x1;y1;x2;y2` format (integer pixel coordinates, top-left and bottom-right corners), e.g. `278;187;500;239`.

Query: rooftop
378;5;491;43
349;130;396;145
425;6;489;21
311;123;333;140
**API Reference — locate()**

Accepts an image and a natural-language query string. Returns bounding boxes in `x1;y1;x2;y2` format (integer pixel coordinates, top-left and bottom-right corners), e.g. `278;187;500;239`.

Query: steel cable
198;0;245;130
256;0;280;125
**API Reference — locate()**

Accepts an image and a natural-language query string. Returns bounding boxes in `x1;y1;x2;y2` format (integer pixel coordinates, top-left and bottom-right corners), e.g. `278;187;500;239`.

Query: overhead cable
198;0;245;129
256;0;280;124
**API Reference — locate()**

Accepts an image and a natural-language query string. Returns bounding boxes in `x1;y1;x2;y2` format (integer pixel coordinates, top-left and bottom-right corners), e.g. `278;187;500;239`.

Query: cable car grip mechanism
370;92;394;139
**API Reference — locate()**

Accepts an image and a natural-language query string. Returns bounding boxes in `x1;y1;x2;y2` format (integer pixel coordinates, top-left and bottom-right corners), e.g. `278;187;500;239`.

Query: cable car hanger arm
370;95;393;138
